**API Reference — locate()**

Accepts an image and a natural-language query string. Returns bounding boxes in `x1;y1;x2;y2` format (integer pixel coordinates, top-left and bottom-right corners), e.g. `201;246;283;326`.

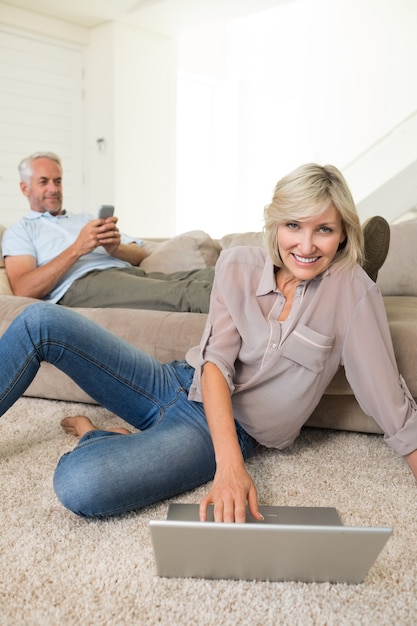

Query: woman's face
276;203;346;281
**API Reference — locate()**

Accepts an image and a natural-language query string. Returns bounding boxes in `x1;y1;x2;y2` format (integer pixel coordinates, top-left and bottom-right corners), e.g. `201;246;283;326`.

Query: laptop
149;503;392;584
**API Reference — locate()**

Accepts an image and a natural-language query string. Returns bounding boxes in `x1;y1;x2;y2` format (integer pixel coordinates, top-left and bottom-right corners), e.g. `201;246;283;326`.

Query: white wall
84;24;116;218
85;22;177;238
113;23;177;238
178;0;417;233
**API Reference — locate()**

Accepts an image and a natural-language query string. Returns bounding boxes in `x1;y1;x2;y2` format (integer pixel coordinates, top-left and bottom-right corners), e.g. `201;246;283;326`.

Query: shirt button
271;343;278;349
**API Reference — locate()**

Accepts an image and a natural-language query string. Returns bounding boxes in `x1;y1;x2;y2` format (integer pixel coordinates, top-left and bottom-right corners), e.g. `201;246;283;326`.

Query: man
2;152;214;312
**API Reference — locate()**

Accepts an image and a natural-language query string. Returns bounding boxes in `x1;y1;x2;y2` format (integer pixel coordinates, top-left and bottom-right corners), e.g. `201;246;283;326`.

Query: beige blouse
187;245;417;456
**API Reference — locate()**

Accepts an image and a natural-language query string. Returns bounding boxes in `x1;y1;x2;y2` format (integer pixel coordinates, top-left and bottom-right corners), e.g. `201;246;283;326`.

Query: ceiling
2;0;292;35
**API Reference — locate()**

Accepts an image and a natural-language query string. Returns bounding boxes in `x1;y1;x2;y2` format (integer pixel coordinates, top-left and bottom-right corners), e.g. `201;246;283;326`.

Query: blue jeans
0;303;256;517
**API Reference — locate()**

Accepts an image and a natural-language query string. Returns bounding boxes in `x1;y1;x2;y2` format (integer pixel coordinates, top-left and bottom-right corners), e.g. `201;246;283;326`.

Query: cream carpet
1;397;416;626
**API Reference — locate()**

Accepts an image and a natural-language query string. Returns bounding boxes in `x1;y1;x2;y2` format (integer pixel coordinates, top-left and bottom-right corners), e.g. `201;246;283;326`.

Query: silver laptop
149;504;392;584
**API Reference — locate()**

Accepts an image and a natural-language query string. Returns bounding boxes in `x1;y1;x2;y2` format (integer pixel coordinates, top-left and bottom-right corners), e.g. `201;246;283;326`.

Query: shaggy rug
0;397;416;625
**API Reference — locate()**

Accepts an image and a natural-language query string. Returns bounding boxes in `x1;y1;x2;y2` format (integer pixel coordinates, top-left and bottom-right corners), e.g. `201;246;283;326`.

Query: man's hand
90;216;147;265
199;462;263;523
96;216;121;255
73;216;120;257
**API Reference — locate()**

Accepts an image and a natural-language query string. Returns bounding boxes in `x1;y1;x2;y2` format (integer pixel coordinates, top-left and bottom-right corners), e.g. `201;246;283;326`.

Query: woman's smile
277;203;346;281
292;253;320;265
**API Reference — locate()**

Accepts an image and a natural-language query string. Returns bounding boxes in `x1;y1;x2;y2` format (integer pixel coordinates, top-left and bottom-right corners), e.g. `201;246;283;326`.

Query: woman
1;163;416;521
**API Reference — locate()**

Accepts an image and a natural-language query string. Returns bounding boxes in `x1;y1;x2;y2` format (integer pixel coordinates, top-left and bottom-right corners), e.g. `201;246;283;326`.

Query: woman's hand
199;462;262;523
199;361;263;523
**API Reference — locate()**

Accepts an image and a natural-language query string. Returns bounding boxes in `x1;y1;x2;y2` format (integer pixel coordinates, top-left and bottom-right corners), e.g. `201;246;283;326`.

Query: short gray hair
18;152;62;184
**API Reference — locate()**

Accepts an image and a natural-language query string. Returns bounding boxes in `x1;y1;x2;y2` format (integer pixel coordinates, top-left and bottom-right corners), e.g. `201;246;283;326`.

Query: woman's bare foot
60;415;131;438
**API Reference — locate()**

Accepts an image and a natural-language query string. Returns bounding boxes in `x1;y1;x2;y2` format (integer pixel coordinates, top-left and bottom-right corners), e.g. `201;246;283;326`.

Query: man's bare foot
60;415;131;438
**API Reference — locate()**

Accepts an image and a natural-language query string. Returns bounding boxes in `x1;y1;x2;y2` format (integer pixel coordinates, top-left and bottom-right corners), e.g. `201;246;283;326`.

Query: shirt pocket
281;325;334;373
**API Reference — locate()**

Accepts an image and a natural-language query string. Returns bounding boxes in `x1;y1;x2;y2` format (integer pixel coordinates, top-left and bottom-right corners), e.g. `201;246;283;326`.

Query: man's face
20;157;63;215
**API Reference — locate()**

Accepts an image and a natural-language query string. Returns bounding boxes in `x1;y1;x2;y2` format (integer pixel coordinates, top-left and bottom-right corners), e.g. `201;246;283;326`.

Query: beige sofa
1;223;417;436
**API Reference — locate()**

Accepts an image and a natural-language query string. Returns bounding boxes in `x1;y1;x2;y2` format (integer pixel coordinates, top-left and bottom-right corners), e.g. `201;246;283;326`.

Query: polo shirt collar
26;210;67;220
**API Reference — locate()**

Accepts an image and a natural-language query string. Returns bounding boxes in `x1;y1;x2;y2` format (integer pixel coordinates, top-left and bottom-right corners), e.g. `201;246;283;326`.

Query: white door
0;28;85;226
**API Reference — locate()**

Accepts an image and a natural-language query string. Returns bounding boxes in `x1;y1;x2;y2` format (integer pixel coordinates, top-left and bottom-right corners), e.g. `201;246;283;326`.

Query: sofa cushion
383;295;417;396
377;219;417;296
140;230;221;273
220;231;265;249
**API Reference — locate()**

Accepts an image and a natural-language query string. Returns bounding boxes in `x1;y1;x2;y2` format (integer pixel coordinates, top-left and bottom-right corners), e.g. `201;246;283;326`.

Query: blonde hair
263;163;364;270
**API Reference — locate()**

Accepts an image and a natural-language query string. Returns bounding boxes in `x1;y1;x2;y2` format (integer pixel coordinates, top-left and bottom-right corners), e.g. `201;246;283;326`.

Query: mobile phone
98;205;114;219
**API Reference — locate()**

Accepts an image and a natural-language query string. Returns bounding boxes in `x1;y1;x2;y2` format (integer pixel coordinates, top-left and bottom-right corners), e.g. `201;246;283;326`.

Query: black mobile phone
97;205;114;219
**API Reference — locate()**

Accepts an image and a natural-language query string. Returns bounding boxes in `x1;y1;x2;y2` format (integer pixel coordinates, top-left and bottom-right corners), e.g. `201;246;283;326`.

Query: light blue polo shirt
2;211;143;303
